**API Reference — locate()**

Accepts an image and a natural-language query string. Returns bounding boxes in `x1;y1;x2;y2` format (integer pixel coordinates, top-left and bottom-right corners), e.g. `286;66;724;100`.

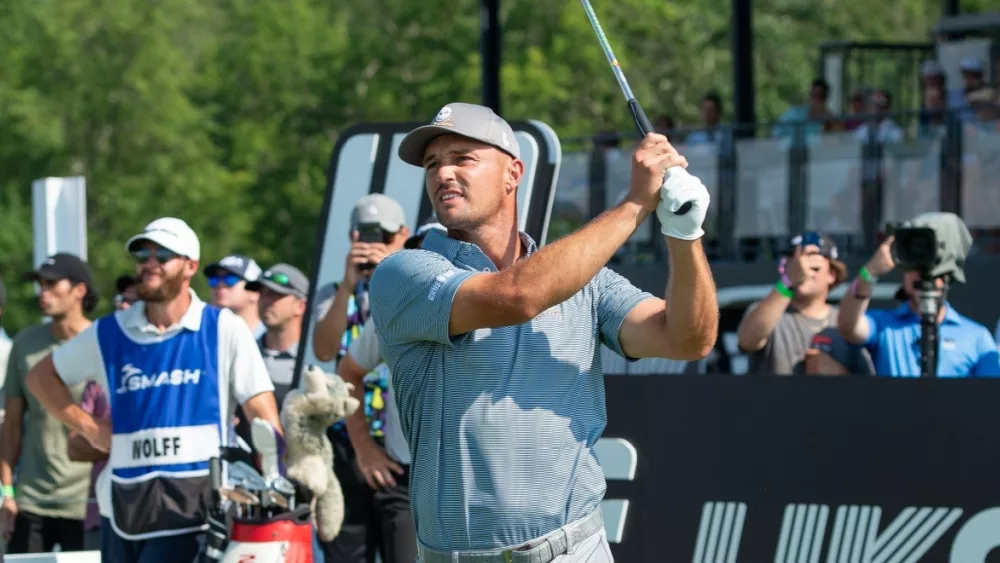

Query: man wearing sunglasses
25;217;282;563
203;254;265;339
1;253;97;554
737;231;872;376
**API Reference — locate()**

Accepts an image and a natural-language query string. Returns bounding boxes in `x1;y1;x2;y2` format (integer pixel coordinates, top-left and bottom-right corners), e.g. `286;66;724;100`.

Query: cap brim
398;125;460;166
22;267;62;283
246;279;302;297
204;264;238;278
125;232;188;258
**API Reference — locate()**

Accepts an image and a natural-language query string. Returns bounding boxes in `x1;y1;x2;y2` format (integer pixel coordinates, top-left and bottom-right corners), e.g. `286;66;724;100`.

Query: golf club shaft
579;0;693;215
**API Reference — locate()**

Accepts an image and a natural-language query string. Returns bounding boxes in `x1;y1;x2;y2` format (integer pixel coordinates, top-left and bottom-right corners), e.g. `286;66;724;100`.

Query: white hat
125;217;201;260
960;57;984;73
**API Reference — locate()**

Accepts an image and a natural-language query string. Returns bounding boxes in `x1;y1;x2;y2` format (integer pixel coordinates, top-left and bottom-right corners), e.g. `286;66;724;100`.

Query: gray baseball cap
246;263;309;298
896;211;973;283
351;194;406;233
398;103;520;167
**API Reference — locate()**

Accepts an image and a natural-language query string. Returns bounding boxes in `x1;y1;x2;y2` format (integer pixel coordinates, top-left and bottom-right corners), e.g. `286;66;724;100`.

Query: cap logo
44;258;55;265
433;106;454;127
367;204;378;215
220;256;245;268
501;131;510;148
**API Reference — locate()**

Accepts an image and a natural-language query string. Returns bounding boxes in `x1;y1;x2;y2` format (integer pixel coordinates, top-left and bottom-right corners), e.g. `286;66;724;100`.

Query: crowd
642;56;999;147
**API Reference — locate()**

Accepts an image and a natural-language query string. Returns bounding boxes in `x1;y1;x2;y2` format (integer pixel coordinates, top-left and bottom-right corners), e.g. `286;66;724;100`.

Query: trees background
0;0;985;332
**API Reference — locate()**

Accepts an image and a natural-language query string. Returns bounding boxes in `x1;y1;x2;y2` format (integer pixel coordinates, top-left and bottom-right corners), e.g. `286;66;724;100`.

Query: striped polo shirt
369;230;652;551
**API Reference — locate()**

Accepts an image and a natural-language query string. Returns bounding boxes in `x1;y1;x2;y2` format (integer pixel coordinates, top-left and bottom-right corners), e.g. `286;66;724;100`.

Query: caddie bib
98;307;223;540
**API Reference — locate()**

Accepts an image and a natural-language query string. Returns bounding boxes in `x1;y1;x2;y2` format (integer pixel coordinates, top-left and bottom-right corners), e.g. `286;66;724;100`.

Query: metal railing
548;108;1000;262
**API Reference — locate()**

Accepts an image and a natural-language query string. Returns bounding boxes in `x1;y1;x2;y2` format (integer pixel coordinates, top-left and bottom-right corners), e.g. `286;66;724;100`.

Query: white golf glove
655;167;711;240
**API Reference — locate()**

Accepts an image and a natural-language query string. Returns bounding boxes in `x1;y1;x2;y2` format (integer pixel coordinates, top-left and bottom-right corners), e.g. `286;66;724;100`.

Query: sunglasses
131;248;180;264
263;271;292;287
208;274;243;289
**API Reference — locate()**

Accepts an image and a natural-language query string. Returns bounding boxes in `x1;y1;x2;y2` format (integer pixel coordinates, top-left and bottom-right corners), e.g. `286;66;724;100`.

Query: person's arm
223;310;282;436
372;133;690;339
616;238;718;360
0;354;21;540
839;236;895;345
26;325;108;450
313;283;353;362
737;293;790;353
68;382;109;463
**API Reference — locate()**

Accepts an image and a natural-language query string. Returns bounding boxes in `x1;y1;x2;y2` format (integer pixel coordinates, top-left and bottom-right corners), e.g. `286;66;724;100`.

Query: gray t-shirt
742;303;838;375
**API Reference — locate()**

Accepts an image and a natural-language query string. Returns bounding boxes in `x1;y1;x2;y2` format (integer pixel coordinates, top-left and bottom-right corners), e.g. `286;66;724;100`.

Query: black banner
603;375;1000;562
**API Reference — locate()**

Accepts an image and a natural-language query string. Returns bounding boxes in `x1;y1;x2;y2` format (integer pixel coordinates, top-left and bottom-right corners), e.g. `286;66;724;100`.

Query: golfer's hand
656;162;711;241
0;496;17;540
628;133;688;213
355;440;404;490
864;235;895;277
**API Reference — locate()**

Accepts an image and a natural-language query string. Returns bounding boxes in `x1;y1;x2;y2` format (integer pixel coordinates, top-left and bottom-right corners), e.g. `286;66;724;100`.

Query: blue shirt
865;303;1000;377
368;230;652;551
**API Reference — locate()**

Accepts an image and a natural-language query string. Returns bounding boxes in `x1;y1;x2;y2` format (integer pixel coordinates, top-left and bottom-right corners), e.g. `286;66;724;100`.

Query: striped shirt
369;230;652;551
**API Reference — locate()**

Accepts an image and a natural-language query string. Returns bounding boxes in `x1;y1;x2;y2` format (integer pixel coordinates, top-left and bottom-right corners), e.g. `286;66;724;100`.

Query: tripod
915;275;942;378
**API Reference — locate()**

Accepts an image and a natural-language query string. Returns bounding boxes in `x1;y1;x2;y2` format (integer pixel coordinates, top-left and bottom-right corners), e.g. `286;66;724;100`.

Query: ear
72;282;88;301
184;259;200;278
506;158;524;195
295;297;307;316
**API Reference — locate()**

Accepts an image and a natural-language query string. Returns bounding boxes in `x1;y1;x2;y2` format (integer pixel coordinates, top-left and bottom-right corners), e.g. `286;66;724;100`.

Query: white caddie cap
125;217;201;260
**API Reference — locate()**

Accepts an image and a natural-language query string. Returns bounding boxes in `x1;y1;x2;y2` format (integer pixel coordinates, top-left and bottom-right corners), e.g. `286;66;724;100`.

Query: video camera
891;225;941;274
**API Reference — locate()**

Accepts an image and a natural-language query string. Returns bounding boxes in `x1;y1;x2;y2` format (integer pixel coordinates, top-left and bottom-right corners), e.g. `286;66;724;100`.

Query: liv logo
593;438;637;543
693;502;1000;563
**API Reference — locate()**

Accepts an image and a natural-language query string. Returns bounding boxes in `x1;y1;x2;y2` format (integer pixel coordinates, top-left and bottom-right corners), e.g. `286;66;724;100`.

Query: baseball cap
125;217;201;260
398;103;520;167
920;60;944;77
203;255;262;281
960;57;984;73
787;231;848;285
246;264;309;298
895;211;973;283
23;253;95;288
405;221;447;249
115;275;137;294
351;194;406;233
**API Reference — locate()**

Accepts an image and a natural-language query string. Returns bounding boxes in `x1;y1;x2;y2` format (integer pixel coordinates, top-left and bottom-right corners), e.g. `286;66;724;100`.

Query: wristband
858;266;877;284
774;280;795;298
1;485;14;498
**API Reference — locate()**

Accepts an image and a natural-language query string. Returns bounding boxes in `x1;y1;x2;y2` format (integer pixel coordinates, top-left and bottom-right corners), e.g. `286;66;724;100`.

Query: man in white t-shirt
24;217;281;563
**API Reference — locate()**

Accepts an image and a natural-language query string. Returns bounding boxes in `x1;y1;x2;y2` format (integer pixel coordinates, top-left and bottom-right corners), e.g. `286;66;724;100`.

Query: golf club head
228;461;269;492
250;418;285;484
221;487;260;506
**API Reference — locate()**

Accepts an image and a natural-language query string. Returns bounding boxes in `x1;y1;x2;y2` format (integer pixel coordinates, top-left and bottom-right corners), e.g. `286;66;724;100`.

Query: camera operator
737;231;872;375
838;212;1000;377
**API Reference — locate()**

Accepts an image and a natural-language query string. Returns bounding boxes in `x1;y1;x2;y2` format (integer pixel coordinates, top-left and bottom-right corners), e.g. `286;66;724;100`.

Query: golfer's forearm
664;238;718;355
313;284;352;361
505;200;649;315
737;291;791;351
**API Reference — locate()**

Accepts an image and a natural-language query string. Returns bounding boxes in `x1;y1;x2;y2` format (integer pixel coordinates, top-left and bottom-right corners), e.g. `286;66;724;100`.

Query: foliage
0;0;977;333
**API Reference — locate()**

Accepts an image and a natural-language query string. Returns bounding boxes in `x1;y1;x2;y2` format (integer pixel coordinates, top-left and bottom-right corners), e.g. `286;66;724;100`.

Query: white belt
418;510;604;563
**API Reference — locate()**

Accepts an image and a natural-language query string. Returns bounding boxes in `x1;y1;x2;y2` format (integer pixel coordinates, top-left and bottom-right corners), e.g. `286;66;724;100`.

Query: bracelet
858;266;877;284
774;280;795;298
1;485;14;498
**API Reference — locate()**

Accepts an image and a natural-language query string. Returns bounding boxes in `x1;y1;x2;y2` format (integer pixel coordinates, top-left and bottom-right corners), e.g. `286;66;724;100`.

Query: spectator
855;89;904;144
653;114;677;143
113;275;138;310
842;89;869;131
685;93;729;147
67;380;109;552
204;254;265;338
960;57;986;94
332;223;444;563
0;279;11;413
311;194;412;563
737;232;871;375
0;253;98;553
966;86;1000;130
838;212;1000;376
773;78;836;138
247;264;309;408
918;86;947;137
920;59;967;110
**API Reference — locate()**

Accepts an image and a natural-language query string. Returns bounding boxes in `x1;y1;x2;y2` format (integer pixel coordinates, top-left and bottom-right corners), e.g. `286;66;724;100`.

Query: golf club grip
627;99;694;216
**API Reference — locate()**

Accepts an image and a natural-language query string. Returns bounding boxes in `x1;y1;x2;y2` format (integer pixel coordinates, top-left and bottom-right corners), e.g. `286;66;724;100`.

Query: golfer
369;103;718;562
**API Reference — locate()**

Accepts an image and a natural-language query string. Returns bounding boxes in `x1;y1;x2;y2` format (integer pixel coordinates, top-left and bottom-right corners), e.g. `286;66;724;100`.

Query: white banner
32;176;88;267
